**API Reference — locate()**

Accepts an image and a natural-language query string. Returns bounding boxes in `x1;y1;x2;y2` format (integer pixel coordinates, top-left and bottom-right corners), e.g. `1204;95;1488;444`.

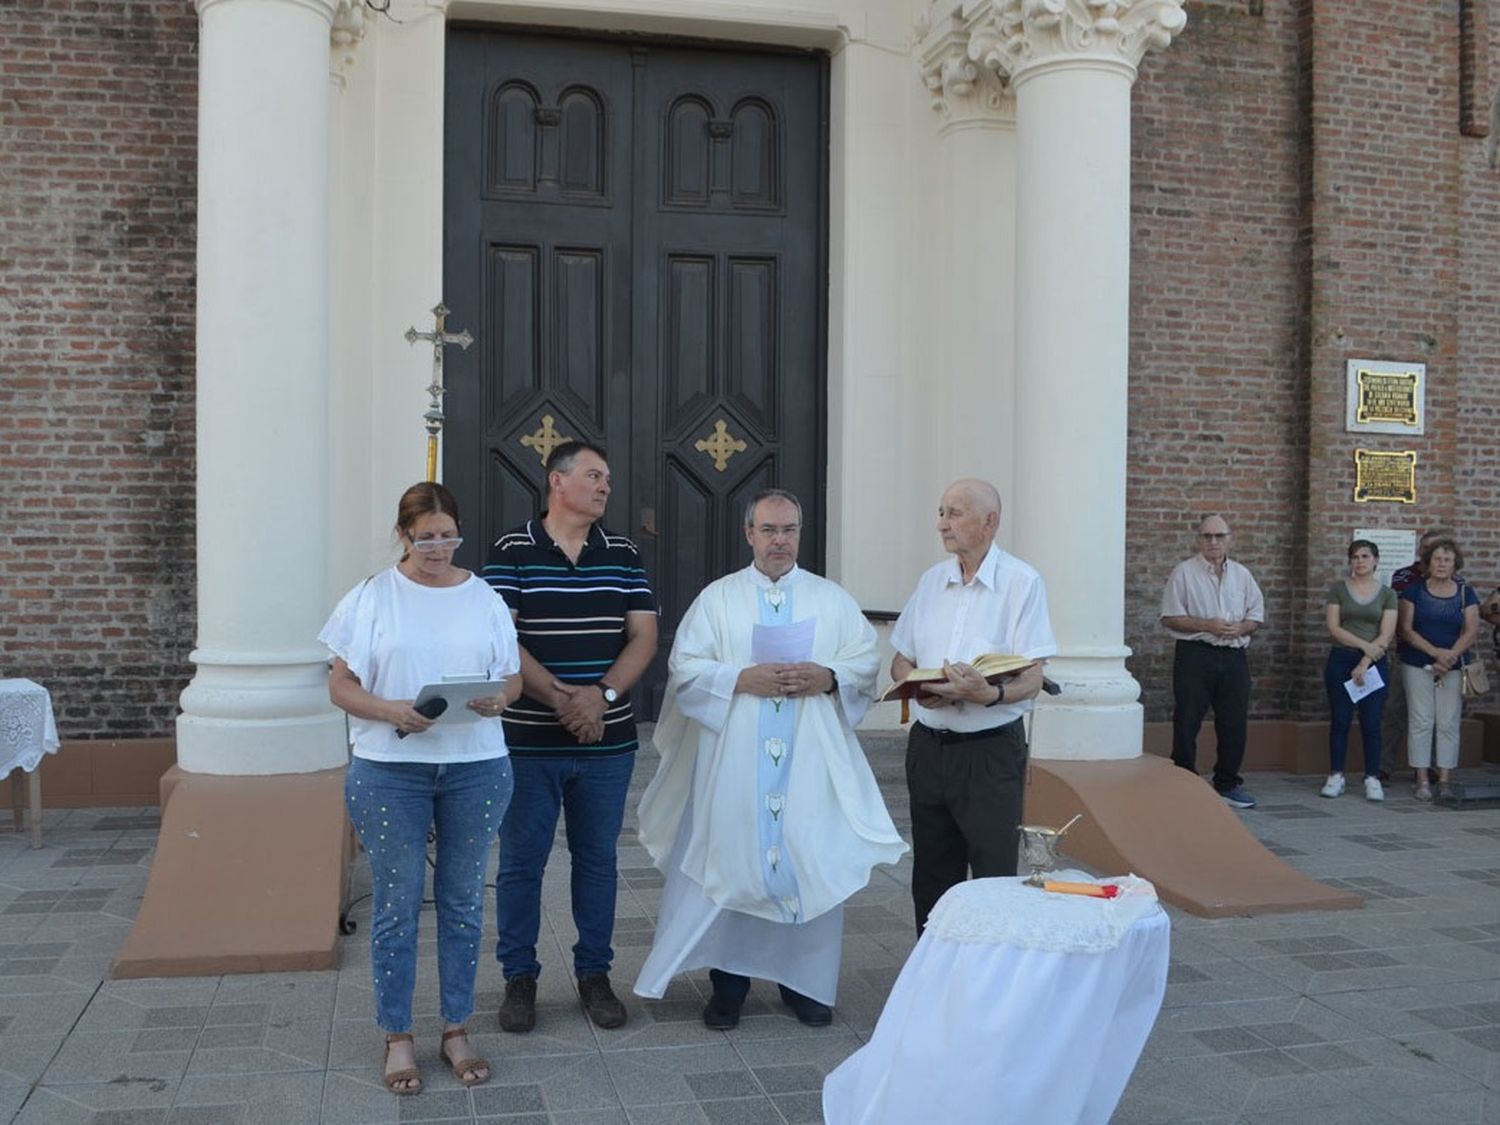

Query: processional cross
404;303;474;482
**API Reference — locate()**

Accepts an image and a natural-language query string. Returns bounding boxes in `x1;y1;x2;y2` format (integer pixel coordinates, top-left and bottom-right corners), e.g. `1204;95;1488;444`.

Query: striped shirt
482;518;657;757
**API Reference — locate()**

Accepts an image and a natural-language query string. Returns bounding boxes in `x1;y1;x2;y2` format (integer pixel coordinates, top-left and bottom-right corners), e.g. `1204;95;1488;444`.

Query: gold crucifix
520;414;573;464
405;303;474;482
694;418;747;472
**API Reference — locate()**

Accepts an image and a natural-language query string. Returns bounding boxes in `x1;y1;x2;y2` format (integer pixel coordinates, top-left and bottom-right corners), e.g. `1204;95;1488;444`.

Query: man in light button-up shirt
890;478;1057;933
1160;514;1265;810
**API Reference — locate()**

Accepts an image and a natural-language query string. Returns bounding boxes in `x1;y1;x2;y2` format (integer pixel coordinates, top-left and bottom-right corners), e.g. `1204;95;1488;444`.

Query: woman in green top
1322;539;1398;801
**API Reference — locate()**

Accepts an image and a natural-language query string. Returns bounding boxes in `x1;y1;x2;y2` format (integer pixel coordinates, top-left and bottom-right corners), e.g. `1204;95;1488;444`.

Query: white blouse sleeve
486;593;522;681
318;576;379;683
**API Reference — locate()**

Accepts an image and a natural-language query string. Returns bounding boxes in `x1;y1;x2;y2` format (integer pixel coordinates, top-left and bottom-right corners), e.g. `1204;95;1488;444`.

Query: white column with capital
999;0;1186;759
918;6;1019;508
177;0;344;774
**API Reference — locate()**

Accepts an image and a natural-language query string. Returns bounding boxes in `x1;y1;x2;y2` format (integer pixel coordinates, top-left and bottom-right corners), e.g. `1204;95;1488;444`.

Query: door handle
640;506;658;539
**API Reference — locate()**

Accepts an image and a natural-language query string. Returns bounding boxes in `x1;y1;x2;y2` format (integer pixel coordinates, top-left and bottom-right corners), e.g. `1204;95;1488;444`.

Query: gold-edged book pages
876;653;1038;704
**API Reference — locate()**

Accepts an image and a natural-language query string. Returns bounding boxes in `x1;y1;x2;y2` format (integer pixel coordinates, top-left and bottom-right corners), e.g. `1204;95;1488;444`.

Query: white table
1;679;59;849
823;873;1170;1125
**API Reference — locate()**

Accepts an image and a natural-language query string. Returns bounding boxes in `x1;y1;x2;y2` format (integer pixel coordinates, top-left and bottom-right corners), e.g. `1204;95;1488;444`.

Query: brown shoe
381;1032;422;1096
577;973;628;1029
440;1026;490;1087
498;975;537;1033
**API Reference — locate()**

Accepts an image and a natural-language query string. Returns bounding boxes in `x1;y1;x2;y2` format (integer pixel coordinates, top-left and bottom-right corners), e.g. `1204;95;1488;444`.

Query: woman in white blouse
320;482;522;1096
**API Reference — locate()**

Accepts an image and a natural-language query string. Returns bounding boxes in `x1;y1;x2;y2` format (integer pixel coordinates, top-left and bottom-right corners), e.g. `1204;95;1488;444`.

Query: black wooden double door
443;29;828;714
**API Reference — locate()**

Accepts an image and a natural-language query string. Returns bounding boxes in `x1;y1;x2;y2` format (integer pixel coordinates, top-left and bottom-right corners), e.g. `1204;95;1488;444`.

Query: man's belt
915;717;1023;744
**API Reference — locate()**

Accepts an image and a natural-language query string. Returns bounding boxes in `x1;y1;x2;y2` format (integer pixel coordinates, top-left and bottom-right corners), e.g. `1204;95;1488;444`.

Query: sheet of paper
751;618;815;664
1343;663;1384;703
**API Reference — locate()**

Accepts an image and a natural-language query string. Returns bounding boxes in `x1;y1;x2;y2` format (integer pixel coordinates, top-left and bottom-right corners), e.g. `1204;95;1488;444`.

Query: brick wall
0;0;198;738
1458;3;1500;600
1127;0;1498;721
1128;0;1310;720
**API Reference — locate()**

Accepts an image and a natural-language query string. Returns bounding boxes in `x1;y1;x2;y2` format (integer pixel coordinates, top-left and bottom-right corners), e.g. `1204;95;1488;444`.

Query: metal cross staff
404;303;473;482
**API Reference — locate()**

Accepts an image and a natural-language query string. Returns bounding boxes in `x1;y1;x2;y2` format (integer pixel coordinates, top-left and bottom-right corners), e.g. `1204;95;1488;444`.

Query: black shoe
498;975;537;1033
578;973;628;1029
778;984;832;1026
702;992;743;1029
703;968;750;1029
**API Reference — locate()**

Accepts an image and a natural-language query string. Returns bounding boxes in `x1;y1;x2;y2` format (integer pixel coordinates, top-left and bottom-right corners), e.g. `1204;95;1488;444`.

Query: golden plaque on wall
1353;449;1416;503
1345;359;1424;434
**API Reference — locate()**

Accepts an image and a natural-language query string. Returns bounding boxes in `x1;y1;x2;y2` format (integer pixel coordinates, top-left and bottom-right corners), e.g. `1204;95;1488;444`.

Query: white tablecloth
0;679;60;776
823;873;1170;1125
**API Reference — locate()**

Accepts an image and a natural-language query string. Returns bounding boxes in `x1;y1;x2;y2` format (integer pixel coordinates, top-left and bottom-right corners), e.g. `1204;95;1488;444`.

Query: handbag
1462;654;1490;697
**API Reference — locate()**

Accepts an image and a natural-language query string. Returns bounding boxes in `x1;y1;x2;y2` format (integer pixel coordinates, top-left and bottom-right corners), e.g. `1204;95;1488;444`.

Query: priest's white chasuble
635;565;907;1003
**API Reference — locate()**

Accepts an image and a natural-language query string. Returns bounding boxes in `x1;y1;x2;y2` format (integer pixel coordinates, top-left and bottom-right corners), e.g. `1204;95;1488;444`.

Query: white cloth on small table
1;679;59;849
822;873;1170;1125
0;679;59;775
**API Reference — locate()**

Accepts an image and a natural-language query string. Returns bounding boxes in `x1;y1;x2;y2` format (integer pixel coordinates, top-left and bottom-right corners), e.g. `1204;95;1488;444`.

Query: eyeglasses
1200;532;1229;540
409;536;463;553
754;524;801;538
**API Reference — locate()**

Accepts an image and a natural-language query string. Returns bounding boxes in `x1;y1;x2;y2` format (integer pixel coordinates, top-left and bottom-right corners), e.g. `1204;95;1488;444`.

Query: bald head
949;478;1000;520
938;478;1001;568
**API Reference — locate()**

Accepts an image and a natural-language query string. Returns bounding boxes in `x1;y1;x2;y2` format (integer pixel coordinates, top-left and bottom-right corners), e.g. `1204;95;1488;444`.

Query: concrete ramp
1027;755;1362;917
113;766;348;978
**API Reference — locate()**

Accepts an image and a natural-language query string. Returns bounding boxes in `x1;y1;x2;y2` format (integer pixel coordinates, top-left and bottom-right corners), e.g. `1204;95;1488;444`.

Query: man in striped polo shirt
483;441;658;1033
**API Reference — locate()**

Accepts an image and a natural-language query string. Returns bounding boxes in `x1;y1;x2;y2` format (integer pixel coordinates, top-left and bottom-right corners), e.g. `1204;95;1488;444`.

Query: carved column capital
917;4;1015;130
988;0;1187;82
329;0;369;88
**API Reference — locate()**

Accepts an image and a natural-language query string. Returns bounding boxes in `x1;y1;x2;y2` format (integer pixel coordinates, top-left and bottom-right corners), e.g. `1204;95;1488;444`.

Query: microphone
396;695;448;739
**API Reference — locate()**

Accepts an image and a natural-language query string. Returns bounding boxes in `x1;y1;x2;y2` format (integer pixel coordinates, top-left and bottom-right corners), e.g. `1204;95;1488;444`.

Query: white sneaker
1364;776;1385;802
1320;774;1346;798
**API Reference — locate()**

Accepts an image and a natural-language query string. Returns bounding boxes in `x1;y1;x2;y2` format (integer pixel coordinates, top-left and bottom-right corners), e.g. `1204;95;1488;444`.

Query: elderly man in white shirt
890;478;1057;934
1159;514;1265;810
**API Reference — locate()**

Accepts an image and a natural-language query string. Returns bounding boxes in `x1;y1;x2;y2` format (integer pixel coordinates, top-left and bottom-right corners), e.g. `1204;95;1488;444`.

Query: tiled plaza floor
3;733;1499;1124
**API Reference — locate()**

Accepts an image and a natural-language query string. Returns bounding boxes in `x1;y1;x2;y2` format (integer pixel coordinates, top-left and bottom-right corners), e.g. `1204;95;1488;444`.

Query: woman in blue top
1397;537;1480;801
1322;540;1397;801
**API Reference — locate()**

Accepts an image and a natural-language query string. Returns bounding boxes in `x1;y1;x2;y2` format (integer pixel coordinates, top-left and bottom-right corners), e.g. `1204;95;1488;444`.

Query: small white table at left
0;678;59;848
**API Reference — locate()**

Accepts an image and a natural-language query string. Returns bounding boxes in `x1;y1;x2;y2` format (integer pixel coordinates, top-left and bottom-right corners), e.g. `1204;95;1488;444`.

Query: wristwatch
599;683;620;704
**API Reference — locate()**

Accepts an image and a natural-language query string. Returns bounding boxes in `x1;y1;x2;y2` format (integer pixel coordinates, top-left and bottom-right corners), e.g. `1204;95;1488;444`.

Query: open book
877;653;1039;704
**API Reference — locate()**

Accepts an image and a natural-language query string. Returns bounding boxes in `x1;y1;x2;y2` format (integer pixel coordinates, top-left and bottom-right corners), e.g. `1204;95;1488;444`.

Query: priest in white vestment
635;490;908;1028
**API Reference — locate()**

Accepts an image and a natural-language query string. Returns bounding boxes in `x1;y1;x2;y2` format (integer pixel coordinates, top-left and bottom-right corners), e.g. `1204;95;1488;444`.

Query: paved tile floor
3;734;1499;1124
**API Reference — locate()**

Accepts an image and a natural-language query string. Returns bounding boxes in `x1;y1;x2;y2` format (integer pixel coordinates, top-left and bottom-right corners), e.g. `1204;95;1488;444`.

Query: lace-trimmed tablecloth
926;869;1160;953
0;679;60;776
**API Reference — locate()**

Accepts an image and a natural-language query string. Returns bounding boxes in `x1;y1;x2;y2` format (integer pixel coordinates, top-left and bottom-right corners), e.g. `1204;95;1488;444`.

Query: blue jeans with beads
345;755;513;1033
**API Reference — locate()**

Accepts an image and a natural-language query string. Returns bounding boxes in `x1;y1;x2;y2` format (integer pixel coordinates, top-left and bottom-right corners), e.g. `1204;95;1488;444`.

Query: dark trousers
905;718;1028;934
1171;640;1250;793
1324;648;1386;777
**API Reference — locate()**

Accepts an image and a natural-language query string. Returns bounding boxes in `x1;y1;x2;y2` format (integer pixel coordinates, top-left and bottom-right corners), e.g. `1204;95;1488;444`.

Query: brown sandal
382;1032;422;1095
441;1026;491;1087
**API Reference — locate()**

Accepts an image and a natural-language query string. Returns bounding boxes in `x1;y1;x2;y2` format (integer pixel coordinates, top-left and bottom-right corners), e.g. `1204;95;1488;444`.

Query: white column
827;39;927;611
994;0;1186;759
178;0;345;774
918;7;1018;516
